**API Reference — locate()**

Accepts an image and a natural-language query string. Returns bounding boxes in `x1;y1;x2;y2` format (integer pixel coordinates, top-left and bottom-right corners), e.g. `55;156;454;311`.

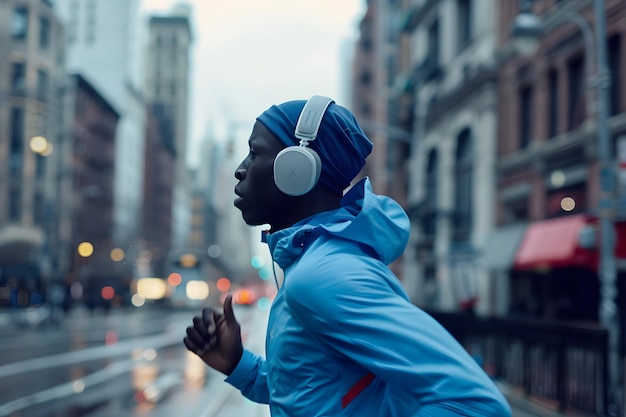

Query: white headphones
273;95;334;196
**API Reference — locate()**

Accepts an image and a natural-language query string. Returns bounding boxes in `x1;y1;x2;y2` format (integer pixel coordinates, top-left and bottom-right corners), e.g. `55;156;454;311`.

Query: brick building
67;74;120;308
496;0;626;322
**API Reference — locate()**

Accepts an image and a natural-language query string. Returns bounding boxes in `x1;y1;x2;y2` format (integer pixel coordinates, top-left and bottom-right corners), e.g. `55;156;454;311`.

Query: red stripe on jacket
342;372;375;409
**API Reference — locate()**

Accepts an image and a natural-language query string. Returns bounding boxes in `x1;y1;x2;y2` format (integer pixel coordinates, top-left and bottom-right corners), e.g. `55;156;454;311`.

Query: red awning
513;214;597;271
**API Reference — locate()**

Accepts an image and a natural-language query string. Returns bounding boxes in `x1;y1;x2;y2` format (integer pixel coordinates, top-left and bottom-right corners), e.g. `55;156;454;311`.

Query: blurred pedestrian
184;96;512;416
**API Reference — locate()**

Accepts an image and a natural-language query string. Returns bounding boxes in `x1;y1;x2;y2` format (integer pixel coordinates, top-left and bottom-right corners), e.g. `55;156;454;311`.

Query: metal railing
427;311;609;416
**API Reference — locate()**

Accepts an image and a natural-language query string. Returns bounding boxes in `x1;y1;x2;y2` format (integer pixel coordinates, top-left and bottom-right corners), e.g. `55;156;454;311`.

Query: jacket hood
264;177;410;269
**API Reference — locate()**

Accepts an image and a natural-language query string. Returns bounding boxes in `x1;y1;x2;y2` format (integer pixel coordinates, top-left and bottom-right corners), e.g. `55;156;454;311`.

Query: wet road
0;304;270;417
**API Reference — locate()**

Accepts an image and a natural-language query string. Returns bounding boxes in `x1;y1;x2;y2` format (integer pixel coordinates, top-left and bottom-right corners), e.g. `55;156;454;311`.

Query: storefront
0;225;45;308
510;214;626;324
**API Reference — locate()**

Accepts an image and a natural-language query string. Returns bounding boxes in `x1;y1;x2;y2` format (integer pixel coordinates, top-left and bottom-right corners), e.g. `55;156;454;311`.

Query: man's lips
234;187;243;206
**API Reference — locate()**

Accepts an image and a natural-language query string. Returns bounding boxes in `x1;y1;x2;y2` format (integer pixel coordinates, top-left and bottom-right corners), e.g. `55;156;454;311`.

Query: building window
39;16;50;49
427;19;440;68
10;107;24;193
423;266;438;308
608;35;621;116
12;6;28;40
9;187;21;222
548;69;558;138
386;55;396;86
360;71;372;85
424;149;439;238
35;153;46;179
457;0;472;51
10;108;25;155
172;35;178;61
34;191;45;225
567;55;585;130
454;129;473;242
11;63;26;93
37;69;48;99
519;85;533;148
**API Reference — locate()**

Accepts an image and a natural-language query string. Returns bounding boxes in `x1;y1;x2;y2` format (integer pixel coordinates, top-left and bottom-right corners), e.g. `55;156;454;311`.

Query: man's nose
235;168;246;180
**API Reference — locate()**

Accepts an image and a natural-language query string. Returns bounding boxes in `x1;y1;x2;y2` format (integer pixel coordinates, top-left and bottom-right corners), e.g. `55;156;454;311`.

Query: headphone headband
294;95;334;143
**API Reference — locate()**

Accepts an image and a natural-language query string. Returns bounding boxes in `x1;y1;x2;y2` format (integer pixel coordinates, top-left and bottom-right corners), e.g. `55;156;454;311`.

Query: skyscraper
54;0;148;257
146;5;193;250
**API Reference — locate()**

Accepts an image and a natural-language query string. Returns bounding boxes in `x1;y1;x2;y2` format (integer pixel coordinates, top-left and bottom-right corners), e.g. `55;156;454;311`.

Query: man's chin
240;212;265;227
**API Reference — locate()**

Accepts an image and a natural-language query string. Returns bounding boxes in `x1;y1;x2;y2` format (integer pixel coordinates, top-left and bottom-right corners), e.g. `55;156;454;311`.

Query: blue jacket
226;178;512;417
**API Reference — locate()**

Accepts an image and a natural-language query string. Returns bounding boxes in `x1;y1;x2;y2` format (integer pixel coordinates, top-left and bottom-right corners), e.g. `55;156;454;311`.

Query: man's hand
183;294;244;375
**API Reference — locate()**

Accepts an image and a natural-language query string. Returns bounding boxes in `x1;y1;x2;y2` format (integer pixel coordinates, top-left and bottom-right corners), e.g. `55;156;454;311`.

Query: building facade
496;0;626;322
141;103;175;279
355;0;626;320
66;74;120;309
0;0;67;307
389;0;501;314
146;7;193;251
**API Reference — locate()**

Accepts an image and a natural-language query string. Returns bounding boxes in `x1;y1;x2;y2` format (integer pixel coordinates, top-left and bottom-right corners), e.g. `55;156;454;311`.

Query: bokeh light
216;277;231;292
29;136;48;154
207;244;222;258
131;294;145;307
143;348;157;361
72;380;85;393
77;241;94;257
186;281;209;300
550;170;566;188
110;248;125;262
40;142;54;156
259;268;272;281
251;255;265;269
257;296;271;310
179;253;197;268
101;286;115;300
560;197;576;212
136;278;167;300
168;272;182;286
236;289;254;305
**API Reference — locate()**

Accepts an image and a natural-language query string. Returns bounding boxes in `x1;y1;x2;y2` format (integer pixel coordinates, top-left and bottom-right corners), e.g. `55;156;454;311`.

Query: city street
0;304;270;417
0;302;556;417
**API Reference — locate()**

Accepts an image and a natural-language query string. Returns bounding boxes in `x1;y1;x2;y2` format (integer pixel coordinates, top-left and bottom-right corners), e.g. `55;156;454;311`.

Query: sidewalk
498;383;566;417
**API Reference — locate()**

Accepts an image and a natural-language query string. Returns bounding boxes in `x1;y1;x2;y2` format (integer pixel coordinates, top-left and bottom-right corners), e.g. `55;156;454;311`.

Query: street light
510;0;542;56
512;1;621;415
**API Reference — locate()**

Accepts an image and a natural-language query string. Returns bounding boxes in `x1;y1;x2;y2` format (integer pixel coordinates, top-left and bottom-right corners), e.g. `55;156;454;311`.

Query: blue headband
257;100;373;194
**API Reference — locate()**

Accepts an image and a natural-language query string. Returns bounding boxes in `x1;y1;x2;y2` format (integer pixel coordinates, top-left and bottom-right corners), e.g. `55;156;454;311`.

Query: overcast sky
141;0;365;167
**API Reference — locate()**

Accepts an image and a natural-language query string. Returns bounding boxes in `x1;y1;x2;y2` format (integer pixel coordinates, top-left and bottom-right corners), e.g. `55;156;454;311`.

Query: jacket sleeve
284;256;512;417
224;349;270;404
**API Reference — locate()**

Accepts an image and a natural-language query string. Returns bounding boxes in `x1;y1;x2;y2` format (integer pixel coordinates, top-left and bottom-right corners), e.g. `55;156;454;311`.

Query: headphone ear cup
273;146;322;196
